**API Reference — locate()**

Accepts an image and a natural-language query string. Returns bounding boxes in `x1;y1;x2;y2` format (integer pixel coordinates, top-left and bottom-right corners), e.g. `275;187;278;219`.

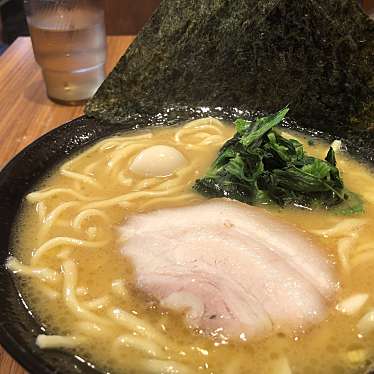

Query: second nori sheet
86;0;373;135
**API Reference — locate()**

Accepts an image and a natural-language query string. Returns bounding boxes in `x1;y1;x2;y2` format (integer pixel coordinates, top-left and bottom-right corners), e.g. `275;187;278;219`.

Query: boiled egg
130;145;187;177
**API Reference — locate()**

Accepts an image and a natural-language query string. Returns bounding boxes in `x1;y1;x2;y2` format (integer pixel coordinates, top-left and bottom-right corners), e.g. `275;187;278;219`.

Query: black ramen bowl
0;111;373;374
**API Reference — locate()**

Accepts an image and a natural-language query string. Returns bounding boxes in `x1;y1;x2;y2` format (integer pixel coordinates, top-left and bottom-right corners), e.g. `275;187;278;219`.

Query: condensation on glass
24;0;107;104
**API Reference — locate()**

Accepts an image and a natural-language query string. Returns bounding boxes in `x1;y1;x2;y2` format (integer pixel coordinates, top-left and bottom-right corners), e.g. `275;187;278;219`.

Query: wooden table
0;35;135;374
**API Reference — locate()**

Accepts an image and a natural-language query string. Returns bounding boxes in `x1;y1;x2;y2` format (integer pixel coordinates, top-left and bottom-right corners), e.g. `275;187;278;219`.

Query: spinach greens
193;108;363;214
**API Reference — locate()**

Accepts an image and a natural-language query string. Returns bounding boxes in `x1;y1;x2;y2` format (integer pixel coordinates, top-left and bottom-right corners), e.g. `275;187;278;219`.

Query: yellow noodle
184;143;213;150
75;321;112;337
175;161;201;177
337;234;358;273
175;124;224;144
113;334;166;358
139;193;200;211
82;186;185;210
336;293;368;316
84;160;101;176
61;140;110;169
82;199;133;210
182;117;225;129
31;237;108;264
45;202;79;225
111;279;129;299
38;202;79;243
100;142;120;151
6;257;60;284
109;308;170;346
117;170;134;187
113;132;153;144
177;123;224;136
35;201;47;222
198;135;226;145
108;144;148;170
64;133;151;168
76;287;89;296
62;260;113;327
72;209;110;229
310;219;367;237
36;335;84;349
134;177;163;190
115;139;155;153
60;167;100;188
83;296;111;310
56;248;73;260
190;132;213;139
357;309;374;336
55;220;71;228
138;359;192;374
152;177;190;191
27;188;97;203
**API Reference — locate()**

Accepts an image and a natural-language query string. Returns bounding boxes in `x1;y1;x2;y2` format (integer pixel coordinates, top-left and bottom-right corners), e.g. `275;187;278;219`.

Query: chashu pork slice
120;198;338;339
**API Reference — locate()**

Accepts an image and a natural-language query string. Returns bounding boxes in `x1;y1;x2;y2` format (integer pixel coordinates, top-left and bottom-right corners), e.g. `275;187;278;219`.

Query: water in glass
27;4;106;104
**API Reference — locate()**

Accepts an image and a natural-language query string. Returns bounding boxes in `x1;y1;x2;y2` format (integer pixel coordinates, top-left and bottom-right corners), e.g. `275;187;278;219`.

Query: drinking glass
24;0;107;105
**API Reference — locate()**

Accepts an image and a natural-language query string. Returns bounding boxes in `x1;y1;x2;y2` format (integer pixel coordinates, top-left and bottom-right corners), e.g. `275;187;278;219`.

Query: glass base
48;96;88;106
42;64;105;104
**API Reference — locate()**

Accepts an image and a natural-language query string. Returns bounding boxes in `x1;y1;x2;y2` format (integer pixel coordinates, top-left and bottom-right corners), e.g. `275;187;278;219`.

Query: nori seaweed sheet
85;0;374;159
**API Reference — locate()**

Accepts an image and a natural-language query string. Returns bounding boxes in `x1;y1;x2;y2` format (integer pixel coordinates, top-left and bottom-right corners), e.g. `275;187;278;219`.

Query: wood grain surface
103;0;160;34
0;35;134;374
363;0;374;13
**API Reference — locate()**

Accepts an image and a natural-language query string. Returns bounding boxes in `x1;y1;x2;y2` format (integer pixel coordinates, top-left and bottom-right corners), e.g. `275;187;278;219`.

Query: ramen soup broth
9;118;374;374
